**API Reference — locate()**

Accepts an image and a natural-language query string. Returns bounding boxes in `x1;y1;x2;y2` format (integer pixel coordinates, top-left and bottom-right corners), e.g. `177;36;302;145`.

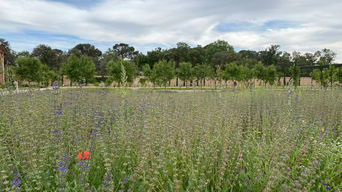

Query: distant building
0;45;5;85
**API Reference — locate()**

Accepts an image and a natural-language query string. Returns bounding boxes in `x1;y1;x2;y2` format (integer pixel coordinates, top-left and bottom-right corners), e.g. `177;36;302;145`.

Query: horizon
1;0;342;62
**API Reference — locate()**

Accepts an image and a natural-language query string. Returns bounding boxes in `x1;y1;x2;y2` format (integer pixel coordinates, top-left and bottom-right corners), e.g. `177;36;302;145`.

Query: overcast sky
0;0;341;62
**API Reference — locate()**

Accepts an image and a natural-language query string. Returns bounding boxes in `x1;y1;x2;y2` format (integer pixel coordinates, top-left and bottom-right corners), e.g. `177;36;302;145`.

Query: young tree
265;65;277;86
310;68;329;87
254;61;266;85
62;54;96;86
15;57;43;85
14;57;55;86
152;60;175;88
240;65;254;87
327;65;336;87
107;59;136;86
193;64;213;88
334;67;342;86
289;64;301;88
223;62;241;87
177;62;193;87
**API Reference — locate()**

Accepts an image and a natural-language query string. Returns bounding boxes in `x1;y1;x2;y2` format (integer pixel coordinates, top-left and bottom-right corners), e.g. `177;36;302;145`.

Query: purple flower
241;167;245;171
11;170;21;187
321;182;326;186
124;176;128;183
294;177;298;180
244;178;247;183
325;186;329;190
141;108;144;112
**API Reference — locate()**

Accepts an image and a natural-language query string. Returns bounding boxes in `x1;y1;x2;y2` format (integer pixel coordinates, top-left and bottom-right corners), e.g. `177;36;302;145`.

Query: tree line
1;38;342;88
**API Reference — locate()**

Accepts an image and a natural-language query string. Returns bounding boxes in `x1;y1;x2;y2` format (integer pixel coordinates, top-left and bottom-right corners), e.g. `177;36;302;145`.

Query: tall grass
0;88;341;191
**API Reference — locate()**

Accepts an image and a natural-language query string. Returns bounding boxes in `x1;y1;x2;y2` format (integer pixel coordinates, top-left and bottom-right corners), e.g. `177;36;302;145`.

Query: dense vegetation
1;38;342;88
0;88;341;191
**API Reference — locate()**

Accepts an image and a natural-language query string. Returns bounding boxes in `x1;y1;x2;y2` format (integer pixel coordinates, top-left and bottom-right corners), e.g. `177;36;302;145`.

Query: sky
0;0;342;62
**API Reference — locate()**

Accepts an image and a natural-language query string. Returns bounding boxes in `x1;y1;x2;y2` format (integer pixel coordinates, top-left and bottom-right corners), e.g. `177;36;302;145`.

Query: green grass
0;88;341;191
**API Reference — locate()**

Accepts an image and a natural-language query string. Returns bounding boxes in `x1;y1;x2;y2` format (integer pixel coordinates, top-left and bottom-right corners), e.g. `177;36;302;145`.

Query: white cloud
0;0;342;61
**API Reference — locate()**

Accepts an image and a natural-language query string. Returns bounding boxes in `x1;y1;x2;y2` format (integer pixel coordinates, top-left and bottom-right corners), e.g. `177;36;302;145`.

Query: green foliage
69;44;102;75
289;65;301;87
311;68;329;87
240;65;254;86
254;61;266;84
152;60;175;87
31;44;65;72
223;62;241;85
193;64;213;87
106;59;136;86
265;65;277;86
334;67;342;85
14;57;55;85
99;48;119;76
176;62;193;86
327;65;337;86
62;54;96;86
205;40;234;64
113;43;138;60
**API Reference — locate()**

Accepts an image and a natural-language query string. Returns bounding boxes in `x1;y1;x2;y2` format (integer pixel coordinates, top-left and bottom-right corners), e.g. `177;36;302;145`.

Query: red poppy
171;109;175;113
77;151;90;161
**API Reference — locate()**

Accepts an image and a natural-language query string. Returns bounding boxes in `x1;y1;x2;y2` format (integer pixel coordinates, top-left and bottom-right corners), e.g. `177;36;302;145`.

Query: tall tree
99;48;119;76
205;40;234;65
113;43;138;60
260;45;282;66
146;47;165;68
189;45;205;66
31;44;65;72
69;44;102;74
210;51;236;70
0;39;16;67
134;53;149;71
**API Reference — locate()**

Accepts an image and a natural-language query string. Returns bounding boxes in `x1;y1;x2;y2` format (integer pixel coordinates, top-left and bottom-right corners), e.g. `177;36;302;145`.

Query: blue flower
11;171;21;187
124;176;128;183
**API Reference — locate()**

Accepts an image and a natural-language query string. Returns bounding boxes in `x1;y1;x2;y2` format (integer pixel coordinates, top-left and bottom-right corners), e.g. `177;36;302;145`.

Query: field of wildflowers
0;88;341;191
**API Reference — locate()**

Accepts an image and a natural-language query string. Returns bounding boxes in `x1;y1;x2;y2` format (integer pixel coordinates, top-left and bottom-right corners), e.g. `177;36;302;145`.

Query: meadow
0;88;341;191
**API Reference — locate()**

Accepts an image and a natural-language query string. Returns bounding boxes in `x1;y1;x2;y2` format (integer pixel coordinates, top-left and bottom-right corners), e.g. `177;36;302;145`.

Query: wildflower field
0;88;341;192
